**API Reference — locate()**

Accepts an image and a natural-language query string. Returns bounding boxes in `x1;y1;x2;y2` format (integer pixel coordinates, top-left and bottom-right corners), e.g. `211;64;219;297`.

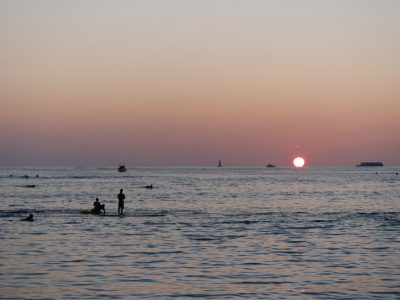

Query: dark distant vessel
118;164;127;172
217;160;222;167
266;163;276;168
356;162;383;167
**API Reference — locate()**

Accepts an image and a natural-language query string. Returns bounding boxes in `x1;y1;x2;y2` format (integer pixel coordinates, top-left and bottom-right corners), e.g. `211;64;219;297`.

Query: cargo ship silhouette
356;162;383;167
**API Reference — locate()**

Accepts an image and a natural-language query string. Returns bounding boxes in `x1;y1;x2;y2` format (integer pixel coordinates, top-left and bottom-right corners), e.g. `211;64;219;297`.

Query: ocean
0;166;399;299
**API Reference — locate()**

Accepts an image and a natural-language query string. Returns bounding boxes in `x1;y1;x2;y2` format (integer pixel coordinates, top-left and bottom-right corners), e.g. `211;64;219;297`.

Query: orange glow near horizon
293;157;306;168
0;1;399;166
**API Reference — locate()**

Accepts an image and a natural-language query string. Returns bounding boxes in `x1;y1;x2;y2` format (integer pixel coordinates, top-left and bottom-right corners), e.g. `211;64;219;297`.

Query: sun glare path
293;157;305;168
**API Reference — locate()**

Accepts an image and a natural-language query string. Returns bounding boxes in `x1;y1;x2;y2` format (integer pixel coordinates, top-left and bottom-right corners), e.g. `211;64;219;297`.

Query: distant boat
217;160;222;167
356;162;383;167
118;164;127;172
266;163;276;168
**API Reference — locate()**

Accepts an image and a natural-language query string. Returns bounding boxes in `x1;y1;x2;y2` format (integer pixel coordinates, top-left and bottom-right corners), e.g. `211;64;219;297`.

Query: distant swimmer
144;184;153;189
21;214;34;222
9;174;13;177
22;175;29;179
35;174;39;178
92;198;106;215
118;189;125;215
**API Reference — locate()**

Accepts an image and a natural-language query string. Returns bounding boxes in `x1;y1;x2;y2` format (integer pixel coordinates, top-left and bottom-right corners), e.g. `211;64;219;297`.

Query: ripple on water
1;167;400;299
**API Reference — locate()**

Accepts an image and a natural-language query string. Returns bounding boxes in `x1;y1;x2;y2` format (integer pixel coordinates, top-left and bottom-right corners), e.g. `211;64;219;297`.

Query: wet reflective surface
1;167;399;299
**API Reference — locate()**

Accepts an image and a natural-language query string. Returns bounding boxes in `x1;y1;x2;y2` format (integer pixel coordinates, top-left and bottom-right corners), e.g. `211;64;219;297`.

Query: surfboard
80;209;107;216
101;214;123;217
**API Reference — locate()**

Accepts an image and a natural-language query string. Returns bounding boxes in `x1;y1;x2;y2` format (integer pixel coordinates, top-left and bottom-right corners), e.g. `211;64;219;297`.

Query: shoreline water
1;167;399;299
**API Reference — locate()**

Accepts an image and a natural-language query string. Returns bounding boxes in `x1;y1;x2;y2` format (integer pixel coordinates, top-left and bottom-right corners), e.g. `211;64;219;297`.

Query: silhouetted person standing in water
118;189;125;215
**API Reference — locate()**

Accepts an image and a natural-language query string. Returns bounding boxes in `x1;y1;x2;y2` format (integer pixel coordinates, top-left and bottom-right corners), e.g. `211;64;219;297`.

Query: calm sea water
1;166;399;299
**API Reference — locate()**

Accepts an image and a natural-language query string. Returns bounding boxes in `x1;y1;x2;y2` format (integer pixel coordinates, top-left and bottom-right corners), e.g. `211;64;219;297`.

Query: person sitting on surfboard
93;198;101;209
91;198;105;215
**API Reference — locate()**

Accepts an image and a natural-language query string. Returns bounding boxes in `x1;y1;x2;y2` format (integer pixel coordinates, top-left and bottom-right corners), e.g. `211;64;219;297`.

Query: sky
0;0;399;166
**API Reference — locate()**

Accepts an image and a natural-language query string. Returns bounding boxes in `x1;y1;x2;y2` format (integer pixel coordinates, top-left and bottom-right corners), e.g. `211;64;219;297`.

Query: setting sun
293;157;305;168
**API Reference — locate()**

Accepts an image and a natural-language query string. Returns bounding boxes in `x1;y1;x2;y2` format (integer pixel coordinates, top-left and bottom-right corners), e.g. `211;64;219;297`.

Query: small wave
185;235;220;241
235;280;291;285
217;219;260;225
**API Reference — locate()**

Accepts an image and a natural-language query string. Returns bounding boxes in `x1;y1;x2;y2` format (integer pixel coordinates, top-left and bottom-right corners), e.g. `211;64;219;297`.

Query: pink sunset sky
0;1;399;166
